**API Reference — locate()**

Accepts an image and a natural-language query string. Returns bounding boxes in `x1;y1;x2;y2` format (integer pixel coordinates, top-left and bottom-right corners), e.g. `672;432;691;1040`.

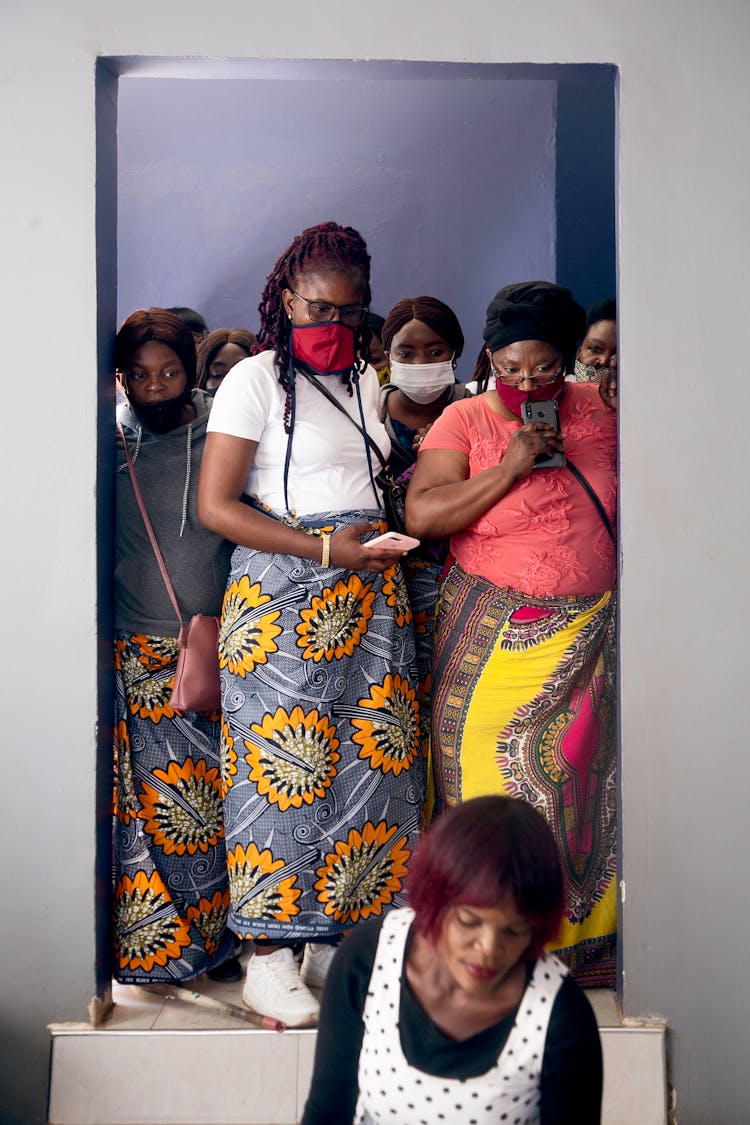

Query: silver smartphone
521;399;566;468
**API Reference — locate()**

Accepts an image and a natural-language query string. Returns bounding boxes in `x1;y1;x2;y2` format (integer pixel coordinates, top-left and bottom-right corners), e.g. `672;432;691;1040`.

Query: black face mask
131;386;192;433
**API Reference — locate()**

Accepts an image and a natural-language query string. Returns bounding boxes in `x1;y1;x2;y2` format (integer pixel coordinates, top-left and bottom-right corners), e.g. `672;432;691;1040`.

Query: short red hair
407;797;564;957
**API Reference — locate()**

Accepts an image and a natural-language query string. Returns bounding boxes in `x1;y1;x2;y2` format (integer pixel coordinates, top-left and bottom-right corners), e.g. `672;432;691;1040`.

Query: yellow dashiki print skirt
431;563;617;987
219;509;426;943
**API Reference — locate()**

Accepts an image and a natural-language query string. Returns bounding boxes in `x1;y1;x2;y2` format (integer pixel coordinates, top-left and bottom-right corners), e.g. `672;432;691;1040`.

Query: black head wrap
482;281;586;362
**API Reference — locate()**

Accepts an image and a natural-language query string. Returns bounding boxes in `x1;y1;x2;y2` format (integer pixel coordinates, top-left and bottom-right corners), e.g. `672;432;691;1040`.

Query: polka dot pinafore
355;908;568;1125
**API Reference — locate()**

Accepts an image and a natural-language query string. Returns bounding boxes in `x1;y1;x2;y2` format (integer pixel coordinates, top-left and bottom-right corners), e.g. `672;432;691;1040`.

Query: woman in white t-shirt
198;222;426;1028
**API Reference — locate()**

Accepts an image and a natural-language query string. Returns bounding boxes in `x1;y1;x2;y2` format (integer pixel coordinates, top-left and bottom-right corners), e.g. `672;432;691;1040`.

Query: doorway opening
96;54;618;1012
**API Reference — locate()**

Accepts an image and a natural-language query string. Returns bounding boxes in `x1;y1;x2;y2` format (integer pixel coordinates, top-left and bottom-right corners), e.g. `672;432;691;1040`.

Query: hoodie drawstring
179;424;193;538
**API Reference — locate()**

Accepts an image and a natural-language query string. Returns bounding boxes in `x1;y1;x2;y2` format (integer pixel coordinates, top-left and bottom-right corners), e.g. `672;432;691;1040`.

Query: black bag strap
295;366;388;509
566;459;616;543
296;366;388;470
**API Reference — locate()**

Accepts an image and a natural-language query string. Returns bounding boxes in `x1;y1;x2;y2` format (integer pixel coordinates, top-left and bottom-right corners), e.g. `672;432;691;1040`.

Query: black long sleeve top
301;915;602;1125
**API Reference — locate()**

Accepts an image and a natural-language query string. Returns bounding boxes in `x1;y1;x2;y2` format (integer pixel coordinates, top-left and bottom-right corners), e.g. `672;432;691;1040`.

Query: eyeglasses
489;356;565;388
290;288;368;328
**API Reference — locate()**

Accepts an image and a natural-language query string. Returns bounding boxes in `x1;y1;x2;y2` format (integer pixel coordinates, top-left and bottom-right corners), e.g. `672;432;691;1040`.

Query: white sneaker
300;942;337;990
242;947;319;1027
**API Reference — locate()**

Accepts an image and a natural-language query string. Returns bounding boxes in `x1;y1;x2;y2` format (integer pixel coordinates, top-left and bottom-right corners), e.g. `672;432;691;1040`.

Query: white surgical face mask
389;359;455;404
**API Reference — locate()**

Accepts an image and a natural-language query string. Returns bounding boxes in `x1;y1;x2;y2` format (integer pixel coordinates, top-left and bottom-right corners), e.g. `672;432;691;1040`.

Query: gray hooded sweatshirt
115;390;233;637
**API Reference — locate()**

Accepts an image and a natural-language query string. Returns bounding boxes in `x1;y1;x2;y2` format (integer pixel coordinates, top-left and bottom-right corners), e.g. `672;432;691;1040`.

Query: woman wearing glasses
198;222;425;1027
406;282;618;988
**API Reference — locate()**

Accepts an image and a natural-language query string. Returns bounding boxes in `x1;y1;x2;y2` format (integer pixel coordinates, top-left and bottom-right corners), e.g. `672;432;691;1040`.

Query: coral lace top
419;382;617;598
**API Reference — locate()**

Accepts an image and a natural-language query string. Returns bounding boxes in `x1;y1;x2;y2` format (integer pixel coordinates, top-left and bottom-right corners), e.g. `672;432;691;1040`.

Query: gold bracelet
320;532;331;568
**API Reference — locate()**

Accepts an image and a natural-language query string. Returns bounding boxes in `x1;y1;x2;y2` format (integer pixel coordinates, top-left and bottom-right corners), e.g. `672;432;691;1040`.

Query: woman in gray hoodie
113;308;235;984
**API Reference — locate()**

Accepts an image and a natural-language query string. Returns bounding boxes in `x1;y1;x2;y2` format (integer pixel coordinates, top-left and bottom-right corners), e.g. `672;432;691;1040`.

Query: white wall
1;2;749;1123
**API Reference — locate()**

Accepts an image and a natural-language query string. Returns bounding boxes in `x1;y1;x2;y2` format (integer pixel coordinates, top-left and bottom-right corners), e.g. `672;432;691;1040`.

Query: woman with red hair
302;796;602;1125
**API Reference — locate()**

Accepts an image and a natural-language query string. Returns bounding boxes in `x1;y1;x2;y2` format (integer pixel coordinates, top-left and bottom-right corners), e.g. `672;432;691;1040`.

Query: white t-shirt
207;350;390;516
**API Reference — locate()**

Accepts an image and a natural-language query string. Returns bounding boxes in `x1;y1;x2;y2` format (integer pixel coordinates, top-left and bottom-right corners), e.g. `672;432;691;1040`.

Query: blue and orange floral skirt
218;509;427;943
112;632;235;983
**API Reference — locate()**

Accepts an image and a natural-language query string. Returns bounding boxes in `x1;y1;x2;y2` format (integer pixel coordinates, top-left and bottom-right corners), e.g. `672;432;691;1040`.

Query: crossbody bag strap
296;366;388;470
117;420;184;629
566;458;616;544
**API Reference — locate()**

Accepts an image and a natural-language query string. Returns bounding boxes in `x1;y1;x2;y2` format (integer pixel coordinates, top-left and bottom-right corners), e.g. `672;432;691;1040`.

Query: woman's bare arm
405;423;564;540
198;431;407;573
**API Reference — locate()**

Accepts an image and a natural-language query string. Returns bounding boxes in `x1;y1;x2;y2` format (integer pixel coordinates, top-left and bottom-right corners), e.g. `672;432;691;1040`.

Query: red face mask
291;322;356;375
494;370;566;416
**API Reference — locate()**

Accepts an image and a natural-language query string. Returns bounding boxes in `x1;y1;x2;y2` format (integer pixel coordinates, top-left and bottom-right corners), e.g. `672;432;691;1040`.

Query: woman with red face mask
406;282;618;989
198;222;425;1027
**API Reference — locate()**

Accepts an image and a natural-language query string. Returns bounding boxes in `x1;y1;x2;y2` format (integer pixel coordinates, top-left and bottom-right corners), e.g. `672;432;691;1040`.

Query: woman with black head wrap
407;281;618;988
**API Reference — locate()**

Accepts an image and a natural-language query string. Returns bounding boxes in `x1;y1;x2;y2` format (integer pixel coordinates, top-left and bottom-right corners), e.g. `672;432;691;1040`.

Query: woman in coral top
406;282;617;987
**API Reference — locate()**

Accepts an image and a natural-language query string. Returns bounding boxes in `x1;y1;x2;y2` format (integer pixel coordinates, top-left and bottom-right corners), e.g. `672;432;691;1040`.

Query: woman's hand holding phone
502;423;564;480
327;524;417;573
363;531;421;550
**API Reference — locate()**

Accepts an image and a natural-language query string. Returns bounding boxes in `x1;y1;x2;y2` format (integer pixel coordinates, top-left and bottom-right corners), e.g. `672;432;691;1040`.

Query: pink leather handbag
117;422;221;712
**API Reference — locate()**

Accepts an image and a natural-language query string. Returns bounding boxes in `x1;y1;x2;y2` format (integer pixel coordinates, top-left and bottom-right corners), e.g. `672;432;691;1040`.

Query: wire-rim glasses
489;356;566;388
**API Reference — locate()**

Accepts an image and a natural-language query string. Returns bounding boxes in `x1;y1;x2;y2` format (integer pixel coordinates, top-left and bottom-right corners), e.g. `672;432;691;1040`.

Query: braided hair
253;222;372;429
470;342;492;393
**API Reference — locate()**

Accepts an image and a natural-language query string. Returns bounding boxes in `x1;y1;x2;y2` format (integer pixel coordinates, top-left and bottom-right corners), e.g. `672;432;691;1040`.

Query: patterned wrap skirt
401;554;443;760
218;509;426;943
113;632;234;983
431;563;617;987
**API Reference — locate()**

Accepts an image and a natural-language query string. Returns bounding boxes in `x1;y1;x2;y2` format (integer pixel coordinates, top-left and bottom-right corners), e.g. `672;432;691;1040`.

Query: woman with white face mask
379;297;470;776
380;296;469;479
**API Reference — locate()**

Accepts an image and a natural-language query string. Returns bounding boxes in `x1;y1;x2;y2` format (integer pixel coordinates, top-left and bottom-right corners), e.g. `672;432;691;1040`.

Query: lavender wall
117;66;558;376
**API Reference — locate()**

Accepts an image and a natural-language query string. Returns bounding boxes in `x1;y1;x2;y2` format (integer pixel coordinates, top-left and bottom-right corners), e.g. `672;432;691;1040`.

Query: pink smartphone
363;531;421;550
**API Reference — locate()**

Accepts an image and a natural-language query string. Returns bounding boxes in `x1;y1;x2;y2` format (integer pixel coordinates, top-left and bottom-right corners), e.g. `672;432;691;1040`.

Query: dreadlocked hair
471;342;492;392
253;222;373;431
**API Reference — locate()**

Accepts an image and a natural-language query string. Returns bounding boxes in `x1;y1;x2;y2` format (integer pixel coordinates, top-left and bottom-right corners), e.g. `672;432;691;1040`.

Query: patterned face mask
572;357;607;383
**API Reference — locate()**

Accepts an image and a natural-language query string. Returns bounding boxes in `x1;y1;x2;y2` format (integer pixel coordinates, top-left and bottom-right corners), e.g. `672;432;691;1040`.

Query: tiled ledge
48;981;666;1125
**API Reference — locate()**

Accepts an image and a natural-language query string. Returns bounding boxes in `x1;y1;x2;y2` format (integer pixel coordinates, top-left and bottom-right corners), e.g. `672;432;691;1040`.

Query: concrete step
48;983;666;1125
